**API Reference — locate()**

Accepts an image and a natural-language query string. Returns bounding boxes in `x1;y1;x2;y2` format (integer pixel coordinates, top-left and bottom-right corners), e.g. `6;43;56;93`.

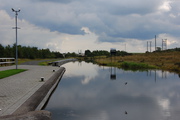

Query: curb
0;110;51;120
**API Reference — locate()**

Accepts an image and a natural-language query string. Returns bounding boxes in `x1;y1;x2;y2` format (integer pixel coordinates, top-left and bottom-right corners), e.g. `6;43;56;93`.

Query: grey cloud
3;0;180;43
94;0;164;15
32;0;74;4
45;24;85;35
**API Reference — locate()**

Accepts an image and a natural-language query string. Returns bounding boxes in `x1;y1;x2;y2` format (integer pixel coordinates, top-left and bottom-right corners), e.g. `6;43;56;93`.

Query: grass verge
81;51;180;74
38;59;59;66
0;69;27;79
120;61;156;71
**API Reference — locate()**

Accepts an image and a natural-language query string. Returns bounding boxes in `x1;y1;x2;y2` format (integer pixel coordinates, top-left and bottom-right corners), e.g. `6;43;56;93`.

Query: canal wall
12;67;66;115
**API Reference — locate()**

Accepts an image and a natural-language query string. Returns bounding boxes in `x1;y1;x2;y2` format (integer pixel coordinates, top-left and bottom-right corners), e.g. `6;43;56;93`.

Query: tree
4;45;13;57
52;51;64;58
65;52;78;58
0;44;4;57
85;50;92;57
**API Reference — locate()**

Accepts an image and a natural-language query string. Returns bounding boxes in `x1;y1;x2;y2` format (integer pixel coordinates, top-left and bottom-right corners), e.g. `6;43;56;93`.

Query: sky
0;0;180;53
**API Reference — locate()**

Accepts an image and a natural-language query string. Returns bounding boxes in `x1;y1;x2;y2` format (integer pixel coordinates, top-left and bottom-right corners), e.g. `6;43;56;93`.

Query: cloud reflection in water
45;61;180;120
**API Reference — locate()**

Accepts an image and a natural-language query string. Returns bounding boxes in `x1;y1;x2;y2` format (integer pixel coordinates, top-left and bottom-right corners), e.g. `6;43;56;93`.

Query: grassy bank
120;61;156;70
38;59;58;66
81;51;180;74
0;69;27;79
18;59;61;66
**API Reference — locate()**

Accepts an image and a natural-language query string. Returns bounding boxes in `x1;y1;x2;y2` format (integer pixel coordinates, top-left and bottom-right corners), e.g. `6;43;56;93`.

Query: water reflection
110;67;116;80
63;61;99;85
45;61;180;120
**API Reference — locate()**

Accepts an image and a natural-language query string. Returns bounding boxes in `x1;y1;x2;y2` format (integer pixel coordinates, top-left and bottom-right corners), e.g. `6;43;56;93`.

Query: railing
0;58;15;66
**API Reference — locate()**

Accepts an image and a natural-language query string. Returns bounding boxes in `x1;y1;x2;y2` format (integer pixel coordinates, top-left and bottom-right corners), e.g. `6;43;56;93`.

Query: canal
45;61;180;120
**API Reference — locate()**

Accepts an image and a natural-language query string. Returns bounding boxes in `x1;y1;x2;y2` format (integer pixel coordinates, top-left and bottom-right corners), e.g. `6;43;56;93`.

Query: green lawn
0;69;27;79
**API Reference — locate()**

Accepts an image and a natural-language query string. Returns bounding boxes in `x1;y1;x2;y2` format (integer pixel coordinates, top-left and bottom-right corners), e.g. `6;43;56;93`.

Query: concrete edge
35;68;66;110
0;67;66;120
0;110;51;120
12;67;66;115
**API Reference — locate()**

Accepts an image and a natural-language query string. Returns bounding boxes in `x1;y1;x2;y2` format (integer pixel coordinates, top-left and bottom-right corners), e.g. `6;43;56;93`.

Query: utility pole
165;39;167;50
162;39;167;51
12;8;20;69
147;41;149;52
150;41;152;52
162;39;163;50
155;35;156;51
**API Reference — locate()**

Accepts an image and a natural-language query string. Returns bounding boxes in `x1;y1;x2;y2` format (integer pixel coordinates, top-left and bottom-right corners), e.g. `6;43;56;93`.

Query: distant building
156;47;161;51
78;53;85;56
110;48;116;55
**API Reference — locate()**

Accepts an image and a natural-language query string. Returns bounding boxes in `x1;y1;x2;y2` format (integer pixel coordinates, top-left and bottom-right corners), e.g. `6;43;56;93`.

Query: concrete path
0;65;61;116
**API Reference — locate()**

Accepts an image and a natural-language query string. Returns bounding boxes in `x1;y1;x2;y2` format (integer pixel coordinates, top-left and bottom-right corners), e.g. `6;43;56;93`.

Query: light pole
12;8;20;69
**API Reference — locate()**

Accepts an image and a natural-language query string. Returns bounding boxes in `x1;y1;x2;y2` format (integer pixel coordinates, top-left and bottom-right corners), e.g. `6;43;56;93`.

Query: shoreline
80;51;180;74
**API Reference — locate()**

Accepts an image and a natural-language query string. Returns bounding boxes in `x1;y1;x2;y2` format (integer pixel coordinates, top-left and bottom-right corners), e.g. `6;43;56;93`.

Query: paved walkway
0;65;60;116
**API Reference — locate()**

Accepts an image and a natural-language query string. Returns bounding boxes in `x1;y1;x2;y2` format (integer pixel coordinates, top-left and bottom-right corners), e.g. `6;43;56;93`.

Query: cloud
0;10;123;53
35;0;74;4
0;0;180;53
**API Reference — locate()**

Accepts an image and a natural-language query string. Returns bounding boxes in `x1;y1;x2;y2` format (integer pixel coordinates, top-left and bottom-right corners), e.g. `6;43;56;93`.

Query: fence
0;58;15;66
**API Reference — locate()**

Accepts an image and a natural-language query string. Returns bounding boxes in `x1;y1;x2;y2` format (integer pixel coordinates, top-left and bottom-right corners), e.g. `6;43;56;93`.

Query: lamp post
12;8;20;69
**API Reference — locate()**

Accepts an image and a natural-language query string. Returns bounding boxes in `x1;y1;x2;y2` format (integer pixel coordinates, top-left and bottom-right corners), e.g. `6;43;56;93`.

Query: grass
38;58;75;66
120;61;156;71
38;59;63;66
82;51;180;74
18;58;57;66
18;59;34;64
118;51;180;73
0;69;27;79
19;58;65;66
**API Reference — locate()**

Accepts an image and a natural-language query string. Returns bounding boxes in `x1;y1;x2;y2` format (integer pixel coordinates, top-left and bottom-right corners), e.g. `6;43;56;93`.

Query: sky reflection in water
45;61;180;120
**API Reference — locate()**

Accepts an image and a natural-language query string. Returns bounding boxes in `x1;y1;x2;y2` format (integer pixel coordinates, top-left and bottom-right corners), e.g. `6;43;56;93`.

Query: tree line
0;44;133;59
0;44;64;59
84;50;132;57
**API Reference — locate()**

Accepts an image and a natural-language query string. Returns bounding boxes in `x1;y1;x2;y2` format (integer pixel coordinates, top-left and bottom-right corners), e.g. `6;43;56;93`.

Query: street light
12;8;20;69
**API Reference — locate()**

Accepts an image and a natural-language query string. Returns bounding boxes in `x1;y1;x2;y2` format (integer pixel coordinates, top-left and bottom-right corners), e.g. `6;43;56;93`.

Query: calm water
45;61;180;120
